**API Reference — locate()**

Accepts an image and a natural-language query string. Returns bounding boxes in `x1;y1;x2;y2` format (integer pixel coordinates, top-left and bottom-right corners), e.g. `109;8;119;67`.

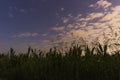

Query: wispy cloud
60;8;65;11
42;33;48;37
8;6;17;18
62;17;70;24
50;0;120;48
5;0;120;52
8;6;29;18
13;32;39;38
89;0;112;11
52;26;65;31
8;13;14;18
9;6;18;10
20;9;28;14
17;0;118;51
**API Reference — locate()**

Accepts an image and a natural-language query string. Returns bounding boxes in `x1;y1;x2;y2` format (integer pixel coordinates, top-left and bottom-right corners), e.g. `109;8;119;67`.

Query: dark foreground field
0;44;120;80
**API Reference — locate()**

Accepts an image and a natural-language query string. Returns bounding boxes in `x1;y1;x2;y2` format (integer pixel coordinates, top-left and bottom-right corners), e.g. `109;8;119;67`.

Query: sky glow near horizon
0;0;120;52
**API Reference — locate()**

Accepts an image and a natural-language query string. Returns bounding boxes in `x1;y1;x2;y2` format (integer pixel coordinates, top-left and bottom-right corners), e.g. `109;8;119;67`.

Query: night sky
0;0;120;52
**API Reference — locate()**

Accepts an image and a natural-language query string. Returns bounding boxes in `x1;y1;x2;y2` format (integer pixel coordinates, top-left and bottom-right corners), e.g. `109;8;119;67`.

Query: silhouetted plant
0;44;120;80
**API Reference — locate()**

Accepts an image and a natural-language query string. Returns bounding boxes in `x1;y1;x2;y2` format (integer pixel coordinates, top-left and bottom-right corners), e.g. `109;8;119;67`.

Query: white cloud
8;6;17;18
42;33;48;37
9;6;18;11
8;13;14;18
86;12;104;21
32;33;39;36
52;26;65;31
89;0;112;11
20;9;28;14
49;0;120;51
13;32;39;38
62;17;70;23
100;6;120;22
60;8;65;11
5;0;120;52
8;6;29;18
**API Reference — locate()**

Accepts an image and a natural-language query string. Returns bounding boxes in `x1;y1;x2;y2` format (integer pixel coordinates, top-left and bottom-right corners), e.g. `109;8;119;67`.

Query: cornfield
0;44;120;80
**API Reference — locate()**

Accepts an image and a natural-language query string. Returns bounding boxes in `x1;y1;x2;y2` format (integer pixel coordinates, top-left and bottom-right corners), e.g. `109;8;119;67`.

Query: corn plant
0;43;119;80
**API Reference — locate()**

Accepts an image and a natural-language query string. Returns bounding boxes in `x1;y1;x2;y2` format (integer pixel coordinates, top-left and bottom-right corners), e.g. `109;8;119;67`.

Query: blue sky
0;0;120;52
0;0;95;33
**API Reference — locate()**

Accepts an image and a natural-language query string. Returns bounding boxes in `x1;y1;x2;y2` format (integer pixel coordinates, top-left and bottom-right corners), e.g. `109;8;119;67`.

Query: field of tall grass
0;43;120;80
